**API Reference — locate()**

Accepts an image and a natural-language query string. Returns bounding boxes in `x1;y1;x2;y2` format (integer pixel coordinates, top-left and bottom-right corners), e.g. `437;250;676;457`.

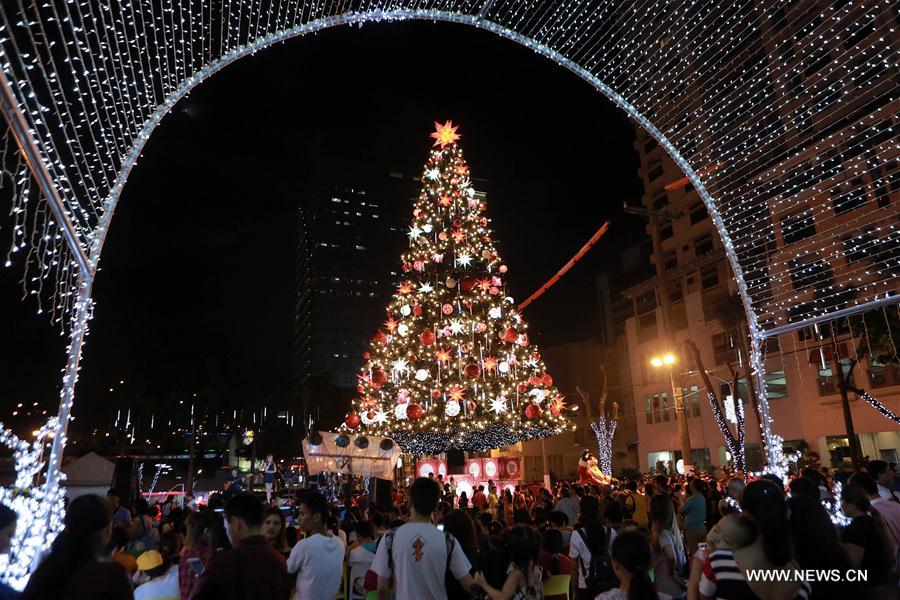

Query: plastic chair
543;574;571;600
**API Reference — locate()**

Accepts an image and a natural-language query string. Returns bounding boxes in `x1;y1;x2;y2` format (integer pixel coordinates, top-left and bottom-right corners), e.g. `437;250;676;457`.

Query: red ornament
529;375;542;387
373;330;387;345
460;277;477;292
432;389;442;399
372;369;387;385
501;327;519;343
407;403;424;420
464;363;481;378
466;400;477;413
517;383;528;394
356;385;364;393
363;351;370;359
489;287;500;295
413;305;423;316
525;404;542;420
438;231;448;241
542;373;554;387
420;330;436;346
476;322;487;333
442;303;454;315
366;411;376;421
345;413;362;429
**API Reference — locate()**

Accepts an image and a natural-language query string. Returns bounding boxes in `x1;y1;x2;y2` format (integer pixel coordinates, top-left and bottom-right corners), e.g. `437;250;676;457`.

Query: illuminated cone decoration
343;121;570;454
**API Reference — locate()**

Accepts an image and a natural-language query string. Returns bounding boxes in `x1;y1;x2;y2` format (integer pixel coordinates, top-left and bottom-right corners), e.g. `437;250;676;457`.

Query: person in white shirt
868;460;900;501
287;490;346;599
348;521;377;600
372;477;473;600
134;548;180;600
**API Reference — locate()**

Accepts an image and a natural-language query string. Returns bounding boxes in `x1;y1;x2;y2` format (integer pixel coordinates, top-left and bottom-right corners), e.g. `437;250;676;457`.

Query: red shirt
472;491;488;509
190;535;291;600
537;551;573;576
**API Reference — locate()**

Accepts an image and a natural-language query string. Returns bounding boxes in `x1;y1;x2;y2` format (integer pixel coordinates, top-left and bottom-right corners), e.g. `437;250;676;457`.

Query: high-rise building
624;124;900;473
294;182;409;391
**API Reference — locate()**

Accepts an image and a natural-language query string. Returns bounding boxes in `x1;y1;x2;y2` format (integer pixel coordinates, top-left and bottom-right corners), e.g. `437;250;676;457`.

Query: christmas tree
342;121;571;454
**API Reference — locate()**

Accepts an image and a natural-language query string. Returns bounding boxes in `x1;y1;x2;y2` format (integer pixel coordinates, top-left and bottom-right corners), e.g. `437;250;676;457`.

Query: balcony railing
869;364;900;388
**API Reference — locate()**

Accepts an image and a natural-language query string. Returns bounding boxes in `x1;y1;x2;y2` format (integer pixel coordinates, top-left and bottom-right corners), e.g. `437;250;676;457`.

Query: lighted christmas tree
342;121;571;454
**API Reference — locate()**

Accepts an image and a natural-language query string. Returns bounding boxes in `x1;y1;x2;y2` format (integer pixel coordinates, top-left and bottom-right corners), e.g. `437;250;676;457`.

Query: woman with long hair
597;530;671;600
443;509;480;600
261;506;291;556
648;494;685;597
179;510;214;600
840;483;896;596
787;493;857;599
22;494;131;600
569;494;618;600
475;525;544;600
707;479;810;599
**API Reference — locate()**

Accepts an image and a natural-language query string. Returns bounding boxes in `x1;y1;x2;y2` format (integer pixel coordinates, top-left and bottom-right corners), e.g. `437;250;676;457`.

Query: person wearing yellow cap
134;534;180;600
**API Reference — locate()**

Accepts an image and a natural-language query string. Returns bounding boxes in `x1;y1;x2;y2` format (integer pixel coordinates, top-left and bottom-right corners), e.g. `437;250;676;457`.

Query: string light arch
0;0;898;586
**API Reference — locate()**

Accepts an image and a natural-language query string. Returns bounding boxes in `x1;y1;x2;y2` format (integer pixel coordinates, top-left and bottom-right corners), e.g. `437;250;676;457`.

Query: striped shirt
705;550;811;600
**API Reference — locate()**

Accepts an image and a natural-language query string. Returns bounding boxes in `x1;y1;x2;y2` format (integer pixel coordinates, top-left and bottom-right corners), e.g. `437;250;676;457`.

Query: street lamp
650;353;693;474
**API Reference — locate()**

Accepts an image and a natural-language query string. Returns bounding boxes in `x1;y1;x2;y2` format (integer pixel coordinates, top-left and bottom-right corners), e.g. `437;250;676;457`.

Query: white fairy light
0;1;897;586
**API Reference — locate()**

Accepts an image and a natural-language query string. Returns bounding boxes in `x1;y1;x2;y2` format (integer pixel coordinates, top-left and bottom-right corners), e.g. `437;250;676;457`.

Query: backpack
575;527;618;595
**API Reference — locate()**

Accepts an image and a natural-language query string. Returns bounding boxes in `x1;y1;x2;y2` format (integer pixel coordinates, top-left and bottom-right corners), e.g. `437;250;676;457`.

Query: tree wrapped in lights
342;121;570;454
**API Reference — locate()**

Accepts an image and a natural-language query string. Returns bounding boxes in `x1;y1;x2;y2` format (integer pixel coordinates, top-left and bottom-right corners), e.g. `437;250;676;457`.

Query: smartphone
187;557;205;576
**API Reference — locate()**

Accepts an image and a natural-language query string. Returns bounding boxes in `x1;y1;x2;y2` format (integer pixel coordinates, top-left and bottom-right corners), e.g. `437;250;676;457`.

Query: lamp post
651;353;692;474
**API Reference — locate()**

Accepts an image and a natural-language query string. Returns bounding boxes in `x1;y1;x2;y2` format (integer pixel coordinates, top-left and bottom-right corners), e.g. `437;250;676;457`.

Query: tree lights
341;122;570;454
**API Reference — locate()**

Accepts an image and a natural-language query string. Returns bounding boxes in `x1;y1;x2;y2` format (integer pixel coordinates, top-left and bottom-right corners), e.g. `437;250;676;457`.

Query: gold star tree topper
430;120;461;148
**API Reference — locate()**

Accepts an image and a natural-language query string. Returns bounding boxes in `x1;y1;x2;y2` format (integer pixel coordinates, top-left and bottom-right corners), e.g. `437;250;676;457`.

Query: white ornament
498;361;510;374
392;358;409;374
419;282;434;293
529;388;544;400
489;397;508;414
408;225;422;240
445;400;461;417
415;368;429;381
426;168;440;181
456;254;473;268
423;223;433;233
449;319;465;335
397;323;409;336
466;187;476;197
394;404;409;420
400;304;411;316
373;410;389;425
361;411;377;425
504;297;515;304
488;307;502;319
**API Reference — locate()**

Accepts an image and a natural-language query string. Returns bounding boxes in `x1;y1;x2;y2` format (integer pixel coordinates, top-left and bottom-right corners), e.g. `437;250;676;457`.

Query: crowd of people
0;458;897;600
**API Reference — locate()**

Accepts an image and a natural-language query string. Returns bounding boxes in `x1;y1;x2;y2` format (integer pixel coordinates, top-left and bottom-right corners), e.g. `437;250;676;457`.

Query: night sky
0;21;644;433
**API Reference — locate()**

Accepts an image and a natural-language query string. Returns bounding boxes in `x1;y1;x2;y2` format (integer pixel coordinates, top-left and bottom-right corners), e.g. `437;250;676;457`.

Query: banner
302;432;400;480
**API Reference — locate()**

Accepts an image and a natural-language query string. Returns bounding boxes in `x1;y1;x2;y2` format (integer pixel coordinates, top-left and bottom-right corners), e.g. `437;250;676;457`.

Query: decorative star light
373;410;389;425
525;357;539;368
490;397;508;414
456;254;473;268
392;358;410;374
439;195;452;207
430;120;461;148
448;385;465;402
484;356;498;371
425;168;441;181
449;319;465;335
436;348;452;364
419;282;434;293
384;317;398;333
408;225;422;240
549;395;567;414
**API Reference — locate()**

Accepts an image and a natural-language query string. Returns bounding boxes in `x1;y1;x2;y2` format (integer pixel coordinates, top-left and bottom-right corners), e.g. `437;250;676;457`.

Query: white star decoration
426;168;440;181
419;282;434;293
408;225;422;240
525;358;539;368
373;410;389;425
392;358;409;374
449;319;465;335
456;254;473;267
490;397;508;414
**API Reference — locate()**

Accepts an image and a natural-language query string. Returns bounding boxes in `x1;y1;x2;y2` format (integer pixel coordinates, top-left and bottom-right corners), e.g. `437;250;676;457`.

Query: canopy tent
61;452;115;500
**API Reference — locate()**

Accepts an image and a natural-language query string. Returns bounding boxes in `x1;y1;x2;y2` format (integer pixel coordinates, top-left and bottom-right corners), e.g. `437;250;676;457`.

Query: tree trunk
832;353;861;467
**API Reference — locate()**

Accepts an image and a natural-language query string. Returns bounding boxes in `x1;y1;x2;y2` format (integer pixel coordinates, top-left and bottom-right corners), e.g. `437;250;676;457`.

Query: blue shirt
682;494;707;530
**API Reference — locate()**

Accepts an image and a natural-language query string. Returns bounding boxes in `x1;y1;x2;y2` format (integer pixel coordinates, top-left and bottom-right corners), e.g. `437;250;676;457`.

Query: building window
660;223;673;240
832;179;869;214
689;203;708;225
664;250;677;270
700;265;720;290
652;193;668;211
645;395;653;424
780;211;816;245
680;385;701;417
648;165;664;182
652;394;661;423
711;331;738;365
644;138;658;153
694;234;714;256
660;392;670;422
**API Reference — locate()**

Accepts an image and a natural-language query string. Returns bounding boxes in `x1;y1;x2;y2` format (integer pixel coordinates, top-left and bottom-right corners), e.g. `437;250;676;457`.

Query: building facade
625;126;900;473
